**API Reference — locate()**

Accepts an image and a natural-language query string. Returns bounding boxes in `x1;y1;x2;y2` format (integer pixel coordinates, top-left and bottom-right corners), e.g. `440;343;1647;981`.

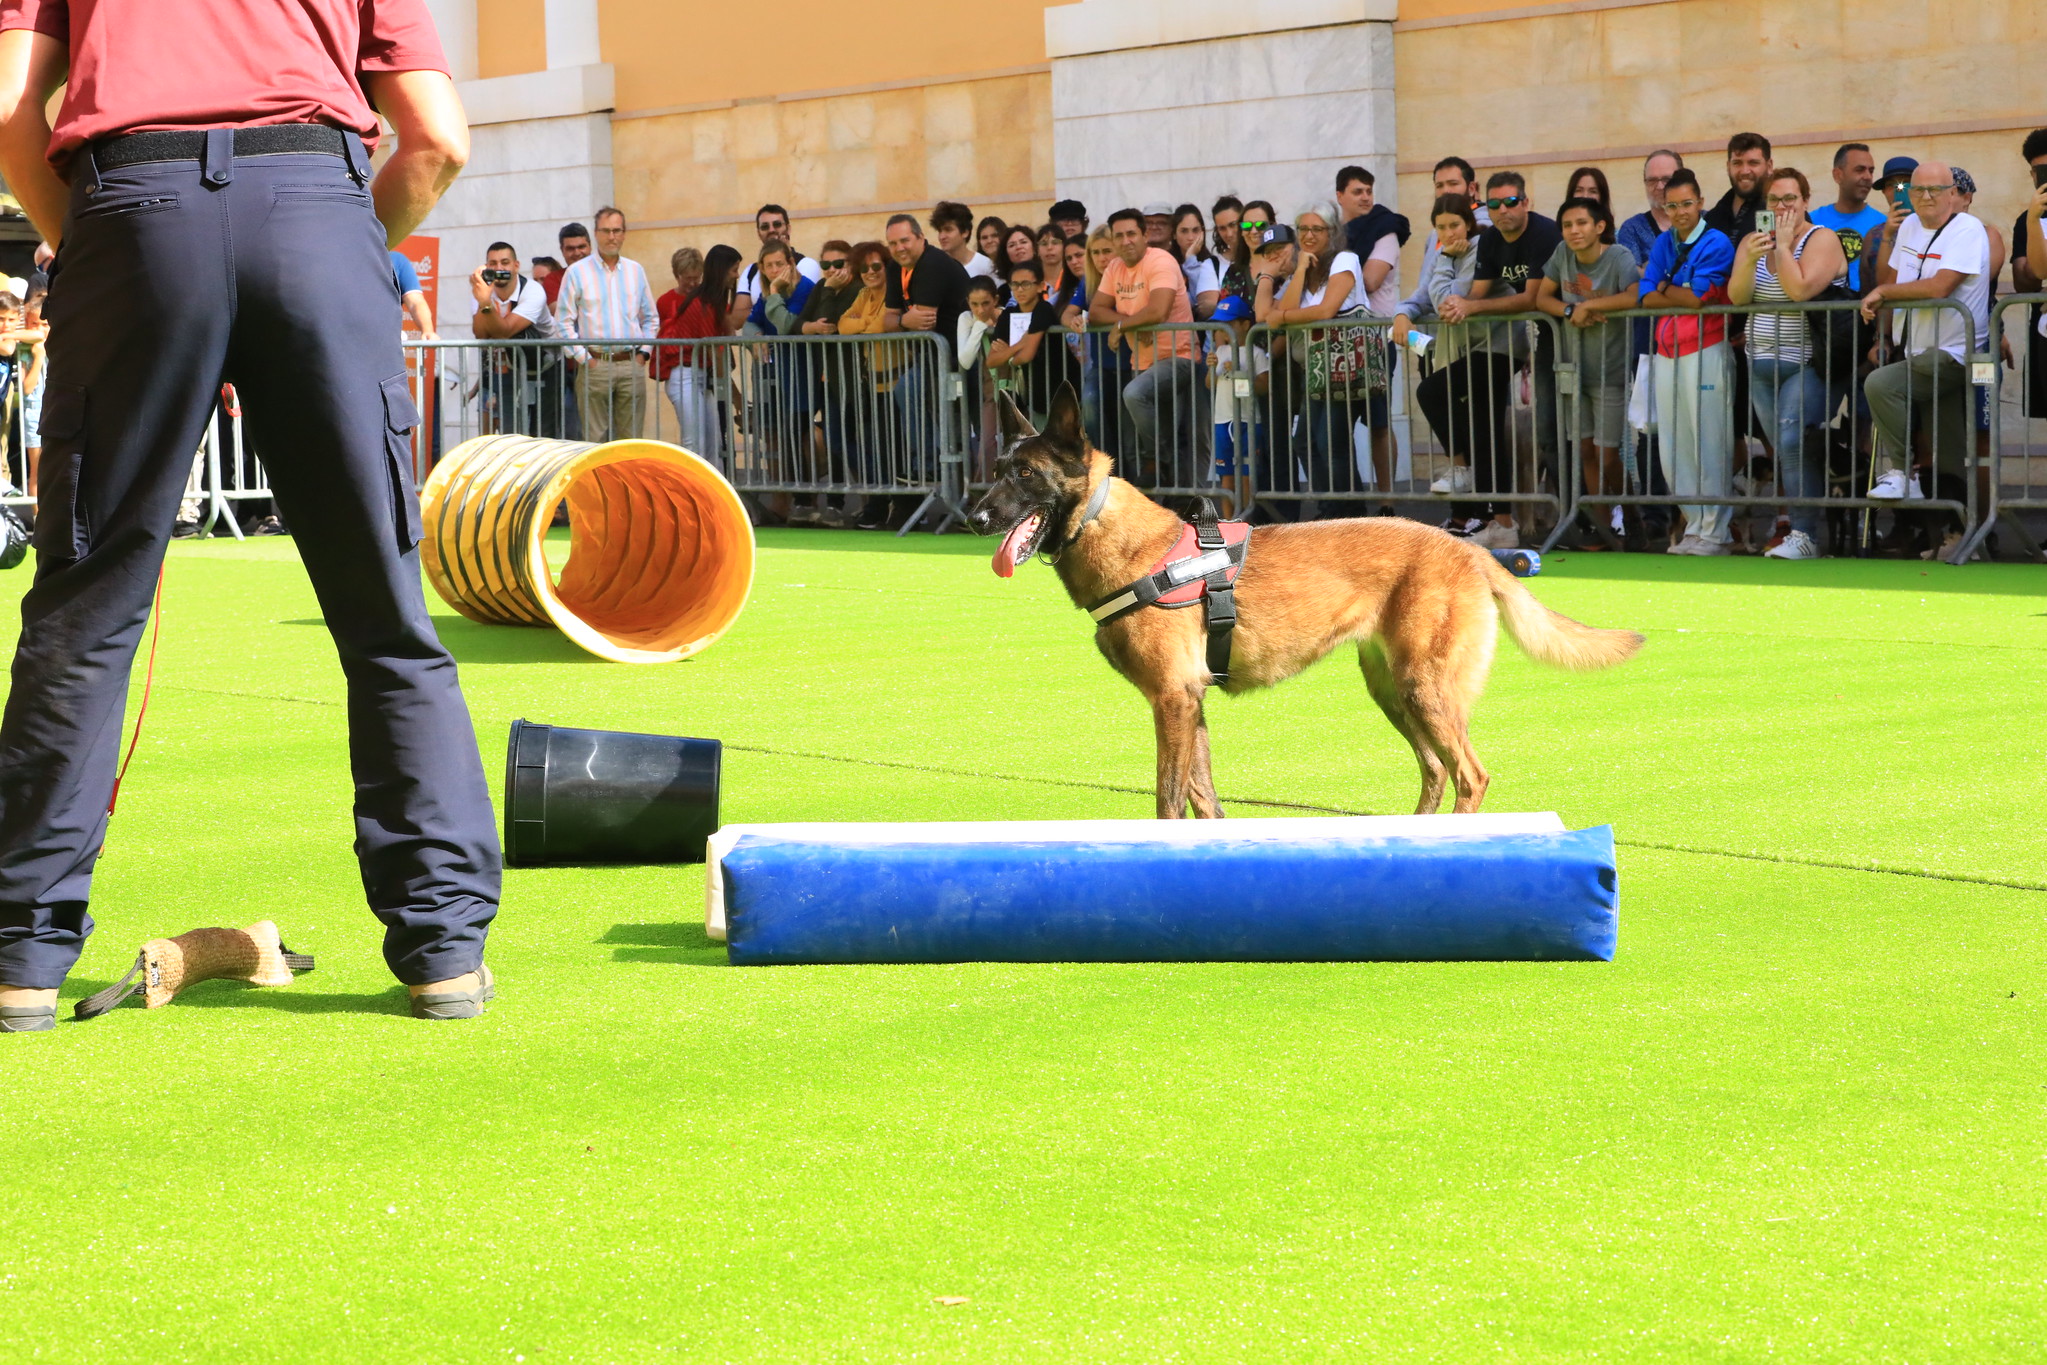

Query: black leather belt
95;123;349;171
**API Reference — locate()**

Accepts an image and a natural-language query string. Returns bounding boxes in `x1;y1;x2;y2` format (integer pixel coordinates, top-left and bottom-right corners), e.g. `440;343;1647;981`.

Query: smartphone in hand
1756;210;1776;236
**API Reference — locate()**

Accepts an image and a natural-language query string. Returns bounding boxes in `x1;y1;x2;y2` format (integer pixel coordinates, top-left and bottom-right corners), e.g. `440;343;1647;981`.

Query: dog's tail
1481;554;1644;671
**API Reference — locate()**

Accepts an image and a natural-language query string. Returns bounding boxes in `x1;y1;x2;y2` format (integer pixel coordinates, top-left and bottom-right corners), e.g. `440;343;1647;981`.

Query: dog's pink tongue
992;514;1040;578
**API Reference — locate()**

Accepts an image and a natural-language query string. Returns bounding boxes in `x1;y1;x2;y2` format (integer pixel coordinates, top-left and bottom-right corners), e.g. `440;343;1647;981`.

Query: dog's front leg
1150;686;1203;819
1187;701;1224;819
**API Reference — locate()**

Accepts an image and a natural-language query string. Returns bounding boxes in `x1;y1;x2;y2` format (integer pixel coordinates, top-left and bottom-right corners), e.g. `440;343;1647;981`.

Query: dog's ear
996;389;1036;445
1042;383;1085;460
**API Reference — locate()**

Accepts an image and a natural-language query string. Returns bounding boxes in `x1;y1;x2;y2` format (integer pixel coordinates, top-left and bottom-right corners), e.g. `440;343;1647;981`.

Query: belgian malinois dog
967;387;1643;818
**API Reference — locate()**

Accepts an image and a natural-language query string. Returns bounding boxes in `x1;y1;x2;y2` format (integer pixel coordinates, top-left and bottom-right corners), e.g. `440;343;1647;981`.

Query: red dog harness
1087;503;1249;683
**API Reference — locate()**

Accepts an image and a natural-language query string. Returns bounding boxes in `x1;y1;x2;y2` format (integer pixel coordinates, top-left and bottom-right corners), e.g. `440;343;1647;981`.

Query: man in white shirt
554;206;659;441
1859;160;1990;499
469;241;562;436
932;200;996;279
731;203;820;329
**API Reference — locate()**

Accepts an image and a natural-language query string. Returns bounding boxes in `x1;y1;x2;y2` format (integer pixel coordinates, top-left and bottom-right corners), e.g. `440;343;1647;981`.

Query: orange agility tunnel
418;435;755;664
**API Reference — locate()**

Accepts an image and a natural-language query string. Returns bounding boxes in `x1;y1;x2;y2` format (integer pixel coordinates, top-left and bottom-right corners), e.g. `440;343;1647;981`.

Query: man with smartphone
2007;130;2047;421
1857;156;1920;308
469;241;561;437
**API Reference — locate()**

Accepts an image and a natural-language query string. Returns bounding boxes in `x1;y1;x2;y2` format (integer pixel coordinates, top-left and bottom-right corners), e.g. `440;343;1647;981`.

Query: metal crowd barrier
408;333;971;535
1;352;35;510
1248;311;1565;529
1555;295;1987;560
1959;294;2047;562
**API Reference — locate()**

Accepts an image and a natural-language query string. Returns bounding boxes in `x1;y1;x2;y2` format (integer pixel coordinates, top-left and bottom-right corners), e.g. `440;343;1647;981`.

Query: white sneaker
1670;534;1731;556
1468;517;1519;550
1429;465;1474;495
1609;504;1627;534
1868;469;1909;500
1442;517;1482;537
1764;529;1820;559
1906;473;1926;500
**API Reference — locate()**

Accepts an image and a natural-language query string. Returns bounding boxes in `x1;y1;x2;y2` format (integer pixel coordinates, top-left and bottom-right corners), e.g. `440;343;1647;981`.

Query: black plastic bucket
503;719;721;865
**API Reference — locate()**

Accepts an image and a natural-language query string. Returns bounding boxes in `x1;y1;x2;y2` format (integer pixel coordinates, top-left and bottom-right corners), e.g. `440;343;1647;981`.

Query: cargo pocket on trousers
381;373;424;552
32;383;88;560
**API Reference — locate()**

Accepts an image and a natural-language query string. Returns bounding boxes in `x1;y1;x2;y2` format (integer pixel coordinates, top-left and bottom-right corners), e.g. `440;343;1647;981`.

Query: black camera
482;268;514;285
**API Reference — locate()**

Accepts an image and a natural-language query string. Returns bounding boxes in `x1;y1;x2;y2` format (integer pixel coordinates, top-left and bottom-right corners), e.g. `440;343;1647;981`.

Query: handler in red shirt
0;0;503;1027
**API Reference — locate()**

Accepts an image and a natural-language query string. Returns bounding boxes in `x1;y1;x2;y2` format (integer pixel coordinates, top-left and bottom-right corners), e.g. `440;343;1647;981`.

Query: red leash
107;563;166;819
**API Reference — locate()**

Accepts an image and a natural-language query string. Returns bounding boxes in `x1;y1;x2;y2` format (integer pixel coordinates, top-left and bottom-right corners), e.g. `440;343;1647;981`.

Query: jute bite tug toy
74;921;315;1020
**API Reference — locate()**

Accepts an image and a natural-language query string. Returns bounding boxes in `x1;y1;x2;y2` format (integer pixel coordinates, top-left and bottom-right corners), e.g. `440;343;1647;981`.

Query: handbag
1805;281;1867;385
1303;308;1388;402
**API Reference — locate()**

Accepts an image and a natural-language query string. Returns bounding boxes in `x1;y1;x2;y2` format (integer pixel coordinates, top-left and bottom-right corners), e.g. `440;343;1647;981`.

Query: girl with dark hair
1564;166;1616;243
1171;203;1221;319
1036;222;1085;320
661;242;742;469
976;216;1008;264
1389;196;1510;541
1211;195;1244;261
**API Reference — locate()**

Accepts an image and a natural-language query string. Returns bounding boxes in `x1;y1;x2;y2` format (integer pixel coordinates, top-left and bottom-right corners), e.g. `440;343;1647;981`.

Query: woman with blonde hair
1080;225;1132;459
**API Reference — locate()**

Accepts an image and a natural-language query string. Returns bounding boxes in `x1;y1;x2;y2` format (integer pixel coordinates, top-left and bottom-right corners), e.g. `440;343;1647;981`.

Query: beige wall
599;0;1061;111
1392;0;2047;284
613;70;1056;279
476;0;547;80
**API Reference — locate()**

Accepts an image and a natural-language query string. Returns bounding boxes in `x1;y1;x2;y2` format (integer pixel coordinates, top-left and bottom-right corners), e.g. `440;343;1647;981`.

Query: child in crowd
1206;294;1266;516
1535;197;1641;548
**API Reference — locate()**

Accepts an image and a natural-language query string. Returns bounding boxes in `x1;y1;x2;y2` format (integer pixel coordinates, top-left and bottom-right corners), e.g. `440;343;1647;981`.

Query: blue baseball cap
1212;294;1251;323
1879;155;1918;184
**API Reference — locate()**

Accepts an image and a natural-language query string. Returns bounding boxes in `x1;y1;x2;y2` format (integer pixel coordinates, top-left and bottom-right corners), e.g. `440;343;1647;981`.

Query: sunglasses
1239;219;1269;232
1484;196;1524;210
861;261;885;272
821;259;849;269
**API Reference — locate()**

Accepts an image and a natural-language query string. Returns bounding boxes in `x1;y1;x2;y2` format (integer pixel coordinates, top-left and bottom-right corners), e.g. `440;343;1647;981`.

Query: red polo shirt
0;0;448;169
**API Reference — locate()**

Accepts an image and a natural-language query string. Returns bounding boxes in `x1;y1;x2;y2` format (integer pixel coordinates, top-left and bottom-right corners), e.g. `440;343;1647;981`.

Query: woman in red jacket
655;243;742;470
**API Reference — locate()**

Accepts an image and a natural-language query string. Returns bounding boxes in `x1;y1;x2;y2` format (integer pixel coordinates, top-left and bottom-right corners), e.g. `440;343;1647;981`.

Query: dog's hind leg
1187;701;1224;819
1360;641;1447;814
1150;685;1205;819
1403;656;1492;814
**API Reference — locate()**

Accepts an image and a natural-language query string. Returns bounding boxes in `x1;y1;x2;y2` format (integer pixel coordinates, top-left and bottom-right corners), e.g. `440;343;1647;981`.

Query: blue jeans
1748;355;1835;536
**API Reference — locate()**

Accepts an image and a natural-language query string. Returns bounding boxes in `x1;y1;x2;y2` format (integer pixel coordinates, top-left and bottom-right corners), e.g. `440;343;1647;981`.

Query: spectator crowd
16;126;2042;563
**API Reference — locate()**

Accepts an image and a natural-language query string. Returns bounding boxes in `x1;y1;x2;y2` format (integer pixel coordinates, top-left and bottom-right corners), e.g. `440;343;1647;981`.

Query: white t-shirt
1211;340;1269;425
468;275;560;339
1300;250;1367;313
1887;210;1990;360
961;251;997;281
735;254;823;300
1361;235;1401;316
1182;254;1220;301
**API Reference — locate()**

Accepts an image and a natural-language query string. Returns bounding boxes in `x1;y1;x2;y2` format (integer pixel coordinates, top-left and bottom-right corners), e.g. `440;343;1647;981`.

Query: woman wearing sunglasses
835;242;905;528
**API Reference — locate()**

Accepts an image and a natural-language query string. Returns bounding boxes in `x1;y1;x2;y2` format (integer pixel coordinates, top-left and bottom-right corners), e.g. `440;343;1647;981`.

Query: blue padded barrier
718;824;1617;965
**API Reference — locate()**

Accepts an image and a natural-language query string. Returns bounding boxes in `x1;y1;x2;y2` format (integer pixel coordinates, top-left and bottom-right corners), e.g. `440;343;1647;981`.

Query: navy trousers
0;131;500;989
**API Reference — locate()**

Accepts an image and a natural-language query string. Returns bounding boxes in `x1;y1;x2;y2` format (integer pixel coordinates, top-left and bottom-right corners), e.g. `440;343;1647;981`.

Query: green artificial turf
3;532;2044;1362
